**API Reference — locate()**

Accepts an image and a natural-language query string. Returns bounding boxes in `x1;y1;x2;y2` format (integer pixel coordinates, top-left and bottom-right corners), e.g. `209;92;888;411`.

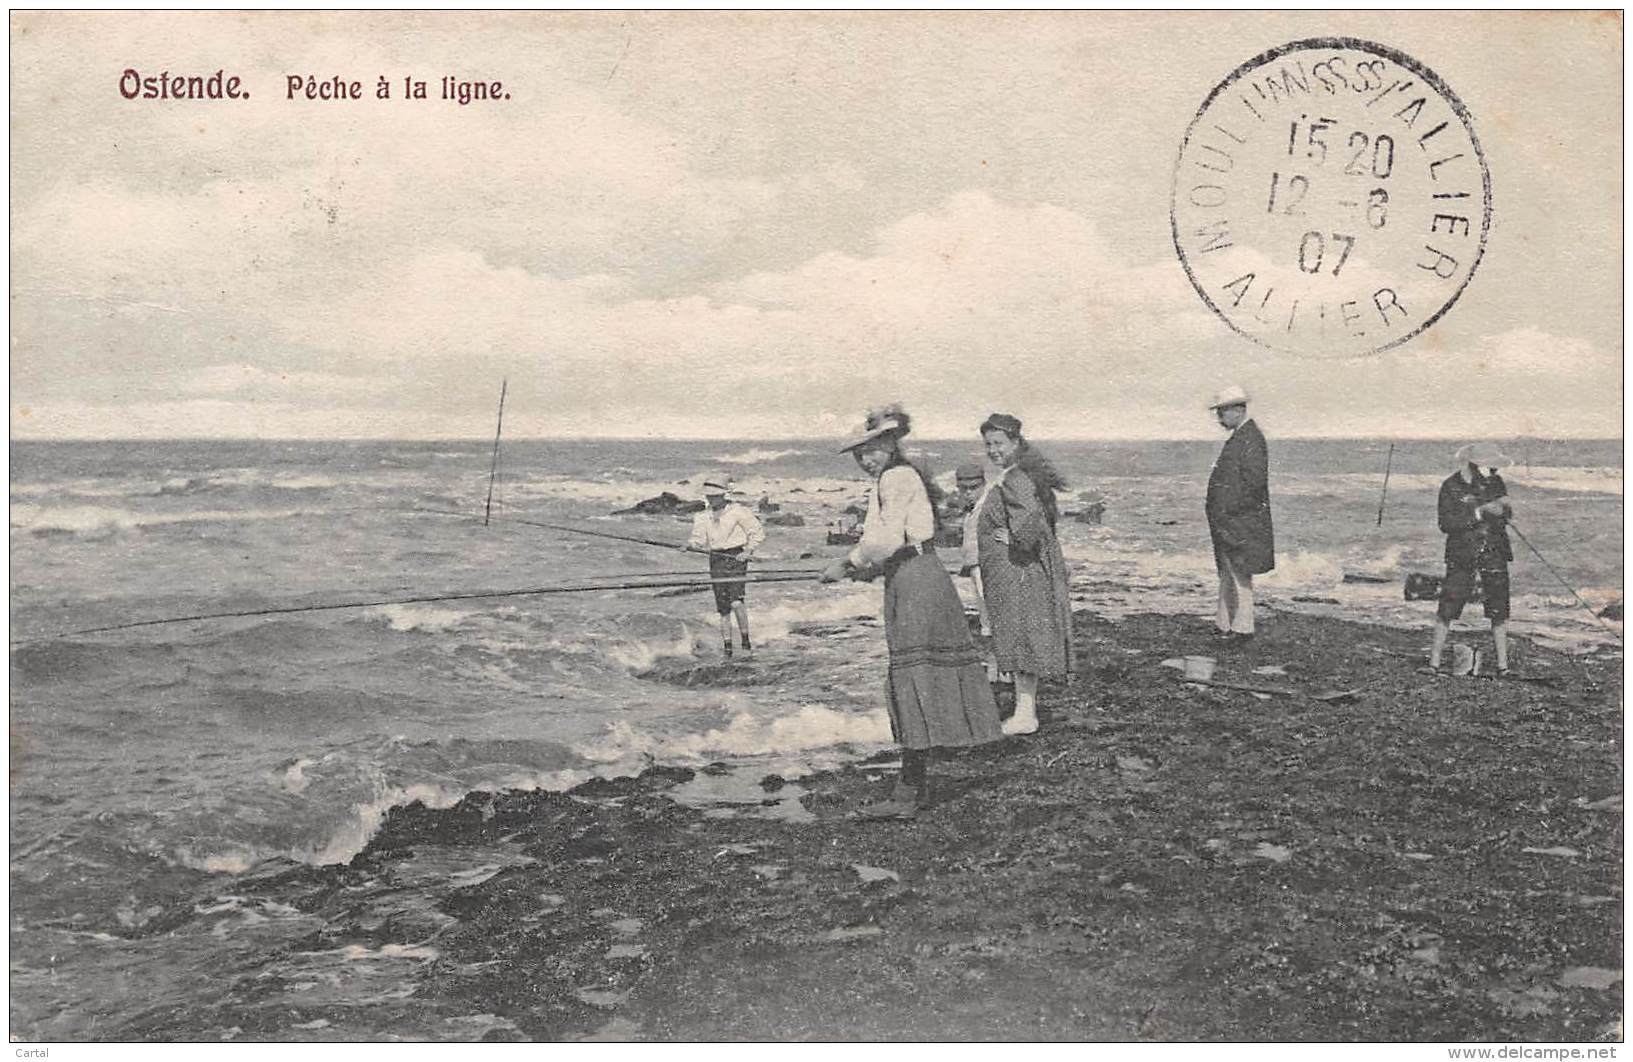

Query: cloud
265;189;1225;437
14;185;1620;440
8;12;1623;442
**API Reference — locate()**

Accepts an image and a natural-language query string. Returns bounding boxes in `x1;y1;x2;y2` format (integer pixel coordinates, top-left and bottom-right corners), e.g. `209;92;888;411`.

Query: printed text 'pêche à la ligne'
119;70;511;105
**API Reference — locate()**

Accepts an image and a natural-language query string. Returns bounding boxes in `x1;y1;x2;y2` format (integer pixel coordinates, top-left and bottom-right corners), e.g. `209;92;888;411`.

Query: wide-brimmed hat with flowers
838;405;911;453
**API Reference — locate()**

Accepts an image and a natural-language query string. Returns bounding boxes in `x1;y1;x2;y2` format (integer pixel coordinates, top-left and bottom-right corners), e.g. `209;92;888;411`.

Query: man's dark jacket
1437;470;1512;568
1205;418;1275;575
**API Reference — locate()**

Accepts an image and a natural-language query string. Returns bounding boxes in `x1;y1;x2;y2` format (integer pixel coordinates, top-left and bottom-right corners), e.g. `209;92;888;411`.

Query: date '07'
1266;117;1395;276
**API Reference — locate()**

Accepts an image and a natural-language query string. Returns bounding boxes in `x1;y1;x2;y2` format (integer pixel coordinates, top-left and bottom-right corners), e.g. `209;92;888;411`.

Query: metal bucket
1182;655;1216;682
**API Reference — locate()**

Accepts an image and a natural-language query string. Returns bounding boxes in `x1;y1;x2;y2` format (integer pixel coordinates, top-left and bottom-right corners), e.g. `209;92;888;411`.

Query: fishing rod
410;505;708;554
409;506;973;577
18;571;823;644
408;505;825;566
1507;521;1623;641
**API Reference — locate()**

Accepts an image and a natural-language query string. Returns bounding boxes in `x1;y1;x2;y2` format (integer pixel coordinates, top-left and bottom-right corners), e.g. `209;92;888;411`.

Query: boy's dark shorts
1437;563;1510;623
709;550;749;614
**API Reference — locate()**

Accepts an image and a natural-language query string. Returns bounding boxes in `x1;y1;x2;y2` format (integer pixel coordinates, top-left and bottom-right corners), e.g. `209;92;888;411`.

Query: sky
9;11;1624;440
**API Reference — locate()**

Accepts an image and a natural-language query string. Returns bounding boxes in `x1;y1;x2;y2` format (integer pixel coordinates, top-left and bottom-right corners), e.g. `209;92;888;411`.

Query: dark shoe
722;642;734;659
740;636;752;650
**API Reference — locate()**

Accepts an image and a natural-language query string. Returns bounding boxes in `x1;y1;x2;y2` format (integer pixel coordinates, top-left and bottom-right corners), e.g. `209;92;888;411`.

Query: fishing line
1508;521;1623;641
15;571;823;645
404;505;829;571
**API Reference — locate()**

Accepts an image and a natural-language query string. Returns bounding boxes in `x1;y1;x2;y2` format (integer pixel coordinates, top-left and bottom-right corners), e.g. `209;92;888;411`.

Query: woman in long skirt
821;405;1002;818
976;413;1074;735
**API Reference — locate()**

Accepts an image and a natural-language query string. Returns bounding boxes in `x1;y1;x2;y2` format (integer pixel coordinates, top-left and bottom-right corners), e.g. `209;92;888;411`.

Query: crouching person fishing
1427;443;1514;676
821;406;1003;820
689;475;766;659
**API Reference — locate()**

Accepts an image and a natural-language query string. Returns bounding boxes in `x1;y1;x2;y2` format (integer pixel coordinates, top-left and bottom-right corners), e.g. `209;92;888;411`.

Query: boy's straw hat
1454;443;1511;469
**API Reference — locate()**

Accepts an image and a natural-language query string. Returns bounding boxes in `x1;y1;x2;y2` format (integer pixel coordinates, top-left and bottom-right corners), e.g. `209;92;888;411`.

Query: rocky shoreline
110;608;1621;1042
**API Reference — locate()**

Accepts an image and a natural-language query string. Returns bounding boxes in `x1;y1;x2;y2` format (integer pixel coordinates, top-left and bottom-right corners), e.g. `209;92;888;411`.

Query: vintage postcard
9;10;1623;1045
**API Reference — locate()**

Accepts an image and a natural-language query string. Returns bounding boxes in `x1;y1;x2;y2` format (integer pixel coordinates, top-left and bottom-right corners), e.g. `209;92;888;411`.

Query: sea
8;436;1623;1039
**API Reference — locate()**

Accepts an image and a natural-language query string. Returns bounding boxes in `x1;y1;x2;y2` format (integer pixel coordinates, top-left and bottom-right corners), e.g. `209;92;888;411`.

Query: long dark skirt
883;551;1003;750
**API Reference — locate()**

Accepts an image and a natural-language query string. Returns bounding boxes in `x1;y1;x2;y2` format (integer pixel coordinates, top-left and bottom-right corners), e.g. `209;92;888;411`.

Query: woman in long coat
821;405;1002;818
975;413;1073;735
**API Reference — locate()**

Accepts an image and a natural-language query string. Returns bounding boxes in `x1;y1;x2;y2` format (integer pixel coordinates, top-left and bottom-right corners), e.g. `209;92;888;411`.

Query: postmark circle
1171;38;1492;357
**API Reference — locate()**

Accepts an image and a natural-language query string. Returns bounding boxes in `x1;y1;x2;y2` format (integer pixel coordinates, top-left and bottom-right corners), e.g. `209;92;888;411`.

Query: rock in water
613;491;706;516
1598;599;1622;621
1067;493;1108;524
1070;502;1106;525
764;512;805;527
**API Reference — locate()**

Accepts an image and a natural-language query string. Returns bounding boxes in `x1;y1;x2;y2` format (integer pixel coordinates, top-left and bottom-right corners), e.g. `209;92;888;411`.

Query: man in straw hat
1426;443;1515;676
1204;385;1275;640
688;474;765;659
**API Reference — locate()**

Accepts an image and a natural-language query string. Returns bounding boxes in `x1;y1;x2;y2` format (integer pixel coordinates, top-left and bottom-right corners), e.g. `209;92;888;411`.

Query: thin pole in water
1376;442;1395;527
483;378;508;527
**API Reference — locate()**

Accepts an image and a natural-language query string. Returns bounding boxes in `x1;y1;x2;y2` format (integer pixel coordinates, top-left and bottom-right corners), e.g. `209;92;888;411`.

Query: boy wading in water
689;475;766;659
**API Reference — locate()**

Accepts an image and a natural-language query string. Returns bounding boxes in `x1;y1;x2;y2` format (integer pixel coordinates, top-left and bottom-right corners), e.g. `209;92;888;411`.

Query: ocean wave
724;585;880;643
310;781;467;864
714;447;805;465
1258;549;1346;588
365;604;703;677
205;469;348;492
1503;466;1623;496
280;758;315;795
10;503;307;536
298;764;595;866
14;470;362;501
601;626;698;672
12;476;185;500
364;604;476;633
503;477;706;506
1280;467;1624;498
579;703;892;765
501;473;866;508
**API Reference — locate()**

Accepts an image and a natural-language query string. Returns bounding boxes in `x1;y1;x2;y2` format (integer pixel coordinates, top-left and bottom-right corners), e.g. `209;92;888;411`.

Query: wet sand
106;608;1622;1042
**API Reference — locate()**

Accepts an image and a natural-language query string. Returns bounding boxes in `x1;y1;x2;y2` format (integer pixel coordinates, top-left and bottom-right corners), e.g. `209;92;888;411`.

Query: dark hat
980;413;1023;437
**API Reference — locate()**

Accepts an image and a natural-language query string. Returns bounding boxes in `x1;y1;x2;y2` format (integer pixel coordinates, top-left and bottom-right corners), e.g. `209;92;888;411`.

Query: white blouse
848;465;935;568
688;503;766;555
